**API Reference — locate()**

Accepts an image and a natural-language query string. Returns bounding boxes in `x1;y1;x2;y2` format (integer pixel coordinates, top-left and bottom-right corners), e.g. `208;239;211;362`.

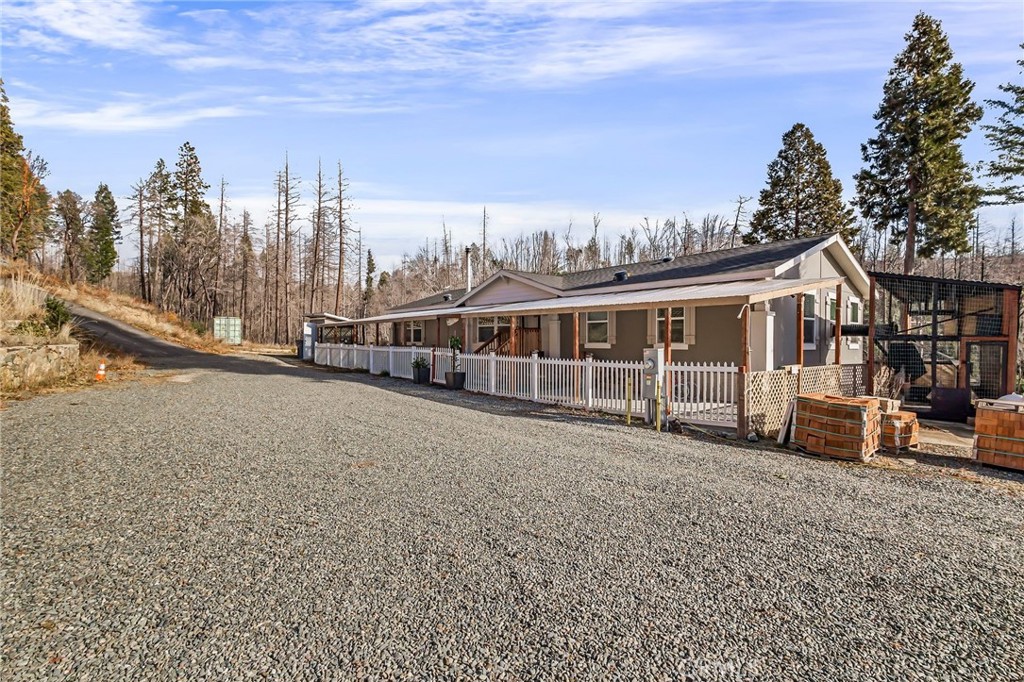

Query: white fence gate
310;344;738;428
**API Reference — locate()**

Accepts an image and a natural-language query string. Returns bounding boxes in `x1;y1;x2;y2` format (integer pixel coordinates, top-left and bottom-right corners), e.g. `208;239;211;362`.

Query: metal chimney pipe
465;246;473;292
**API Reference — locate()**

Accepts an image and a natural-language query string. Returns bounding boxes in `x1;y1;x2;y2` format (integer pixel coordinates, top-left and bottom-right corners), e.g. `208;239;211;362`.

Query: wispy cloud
12;97;250;132
5;0;194;57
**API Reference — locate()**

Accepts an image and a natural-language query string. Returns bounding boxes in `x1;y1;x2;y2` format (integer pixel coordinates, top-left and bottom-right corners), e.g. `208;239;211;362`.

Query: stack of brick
974;399;1024;472
881;411;919;451
791;393;881;462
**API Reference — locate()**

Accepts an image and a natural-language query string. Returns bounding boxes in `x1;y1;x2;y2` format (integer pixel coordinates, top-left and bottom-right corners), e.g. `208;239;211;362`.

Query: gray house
337;234;869;370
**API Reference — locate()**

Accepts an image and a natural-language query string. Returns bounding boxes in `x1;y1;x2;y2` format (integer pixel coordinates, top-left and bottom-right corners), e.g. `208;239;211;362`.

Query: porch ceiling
337;277;843;325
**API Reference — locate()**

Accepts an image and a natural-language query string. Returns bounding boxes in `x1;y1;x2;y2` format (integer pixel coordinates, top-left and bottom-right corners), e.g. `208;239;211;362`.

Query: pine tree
173;142;211;228
983;46;1024;205
84;183;120;284
743;123;856;245
54;190;86;281
1;80;50;258
855;12;983;274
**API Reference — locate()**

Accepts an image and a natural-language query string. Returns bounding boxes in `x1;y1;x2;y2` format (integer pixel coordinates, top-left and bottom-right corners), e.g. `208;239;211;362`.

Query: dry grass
1;263;228;354
0;273;48;323
1;335;145;403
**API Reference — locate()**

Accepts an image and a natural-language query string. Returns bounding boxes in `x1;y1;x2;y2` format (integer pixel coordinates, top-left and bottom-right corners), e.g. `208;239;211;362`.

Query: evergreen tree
983;46;1024;205
855;12;982;274
743;123;856;245
1;79;50;258
363;249;376;313
54;190;86;281
173;142;211;222
84;183;120;284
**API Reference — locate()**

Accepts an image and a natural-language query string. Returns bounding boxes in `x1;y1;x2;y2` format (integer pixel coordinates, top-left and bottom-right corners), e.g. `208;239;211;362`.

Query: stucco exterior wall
555;306;745;364
774;249;866;367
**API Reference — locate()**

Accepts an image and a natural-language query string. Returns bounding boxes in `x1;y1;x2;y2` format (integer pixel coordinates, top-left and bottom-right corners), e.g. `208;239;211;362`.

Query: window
656;307;686;345
847;296;862;348
477;316;510;343
405;321;424;345
585;311;610;347
802;292;817;350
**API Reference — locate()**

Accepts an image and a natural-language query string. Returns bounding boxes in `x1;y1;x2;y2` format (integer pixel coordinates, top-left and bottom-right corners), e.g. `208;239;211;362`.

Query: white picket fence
311;344;737;427
665;362;739;426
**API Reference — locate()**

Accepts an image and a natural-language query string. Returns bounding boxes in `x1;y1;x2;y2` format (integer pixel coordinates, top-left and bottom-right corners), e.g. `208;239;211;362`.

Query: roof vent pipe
465;246;473;292
613;270;628;282
442;294;452;301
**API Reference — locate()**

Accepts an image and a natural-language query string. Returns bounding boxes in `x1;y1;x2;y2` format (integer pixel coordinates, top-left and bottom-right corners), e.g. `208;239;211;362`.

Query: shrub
44;296;71;331
411;356;429;369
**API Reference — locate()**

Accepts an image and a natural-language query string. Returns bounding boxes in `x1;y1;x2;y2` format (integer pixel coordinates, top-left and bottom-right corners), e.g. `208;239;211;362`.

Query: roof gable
456;271;562;307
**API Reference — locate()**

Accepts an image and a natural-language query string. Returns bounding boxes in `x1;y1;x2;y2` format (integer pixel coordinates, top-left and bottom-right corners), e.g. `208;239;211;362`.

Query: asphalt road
69;303;213;371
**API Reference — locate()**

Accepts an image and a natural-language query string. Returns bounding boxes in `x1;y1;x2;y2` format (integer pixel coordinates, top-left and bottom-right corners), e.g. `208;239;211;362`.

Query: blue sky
3;0;1022;268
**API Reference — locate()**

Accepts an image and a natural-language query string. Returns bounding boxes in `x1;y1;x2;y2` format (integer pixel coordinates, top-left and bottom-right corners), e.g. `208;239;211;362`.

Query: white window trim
826;292;837;349
476;316;511;344
847;296;862;349
405;320;425;346
584;311;614;349
803;292;817;350
647;307;694;350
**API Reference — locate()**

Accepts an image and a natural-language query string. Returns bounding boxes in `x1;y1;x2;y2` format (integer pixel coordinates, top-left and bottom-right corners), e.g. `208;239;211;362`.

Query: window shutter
684;306;696;345
646;309;657;345
608;311;617;345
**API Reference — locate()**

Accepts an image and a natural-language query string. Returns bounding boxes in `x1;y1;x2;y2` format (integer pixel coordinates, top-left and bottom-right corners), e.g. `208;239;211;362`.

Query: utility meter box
642;347;665;399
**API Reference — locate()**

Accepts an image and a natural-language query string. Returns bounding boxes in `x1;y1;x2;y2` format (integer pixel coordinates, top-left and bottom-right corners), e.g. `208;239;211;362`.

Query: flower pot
445;371;466;390
412;366;431;384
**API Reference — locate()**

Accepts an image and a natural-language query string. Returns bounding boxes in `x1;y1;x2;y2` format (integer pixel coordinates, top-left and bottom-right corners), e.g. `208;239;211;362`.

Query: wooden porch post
834;282;843;365
463;317;470;352
572;312;580;360
740;304;750;370
663;308;673;364
510;315;519;356
867;277;876;394
795;293;804;367
1006;288;1020;394
663;308;673;415
572;311;581;402
375;323;380;345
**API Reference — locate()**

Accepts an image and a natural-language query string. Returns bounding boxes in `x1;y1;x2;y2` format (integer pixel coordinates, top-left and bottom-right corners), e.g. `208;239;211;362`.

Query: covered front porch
336;276;849;368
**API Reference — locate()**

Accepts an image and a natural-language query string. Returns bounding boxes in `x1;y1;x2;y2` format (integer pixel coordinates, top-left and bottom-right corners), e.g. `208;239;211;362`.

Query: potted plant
411;355;430;384
445;335;466;389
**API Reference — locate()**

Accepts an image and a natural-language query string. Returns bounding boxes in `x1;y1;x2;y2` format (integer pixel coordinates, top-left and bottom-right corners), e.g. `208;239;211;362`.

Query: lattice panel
799;365;844;395
746;369;798;437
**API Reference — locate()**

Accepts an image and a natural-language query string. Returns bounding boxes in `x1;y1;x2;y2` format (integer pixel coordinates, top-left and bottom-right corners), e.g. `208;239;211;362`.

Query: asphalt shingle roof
390;234;835;312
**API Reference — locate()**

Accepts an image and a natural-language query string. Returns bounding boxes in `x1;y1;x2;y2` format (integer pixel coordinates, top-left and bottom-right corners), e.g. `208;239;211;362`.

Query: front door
966;341;1008;400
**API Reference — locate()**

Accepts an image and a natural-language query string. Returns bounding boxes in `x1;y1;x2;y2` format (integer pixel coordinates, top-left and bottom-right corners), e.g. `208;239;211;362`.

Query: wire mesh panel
872;272;1019;417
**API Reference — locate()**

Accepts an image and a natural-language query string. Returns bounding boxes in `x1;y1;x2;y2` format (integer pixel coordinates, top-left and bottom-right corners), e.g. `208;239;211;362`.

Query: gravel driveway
3;355;1023;680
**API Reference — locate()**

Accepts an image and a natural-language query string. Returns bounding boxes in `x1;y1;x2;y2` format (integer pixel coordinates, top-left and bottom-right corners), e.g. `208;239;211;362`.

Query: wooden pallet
974;400;1024;472
790;393;881;463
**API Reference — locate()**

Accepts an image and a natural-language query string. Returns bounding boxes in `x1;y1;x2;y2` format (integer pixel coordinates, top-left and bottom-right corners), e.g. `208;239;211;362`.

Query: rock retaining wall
0;343;80;390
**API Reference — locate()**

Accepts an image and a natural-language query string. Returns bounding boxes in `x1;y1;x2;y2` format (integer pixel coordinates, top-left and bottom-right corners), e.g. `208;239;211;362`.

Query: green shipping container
213;316;243;345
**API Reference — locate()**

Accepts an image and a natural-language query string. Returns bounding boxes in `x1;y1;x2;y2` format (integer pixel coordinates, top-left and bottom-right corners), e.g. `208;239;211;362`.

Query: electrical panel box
642;347;664;399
